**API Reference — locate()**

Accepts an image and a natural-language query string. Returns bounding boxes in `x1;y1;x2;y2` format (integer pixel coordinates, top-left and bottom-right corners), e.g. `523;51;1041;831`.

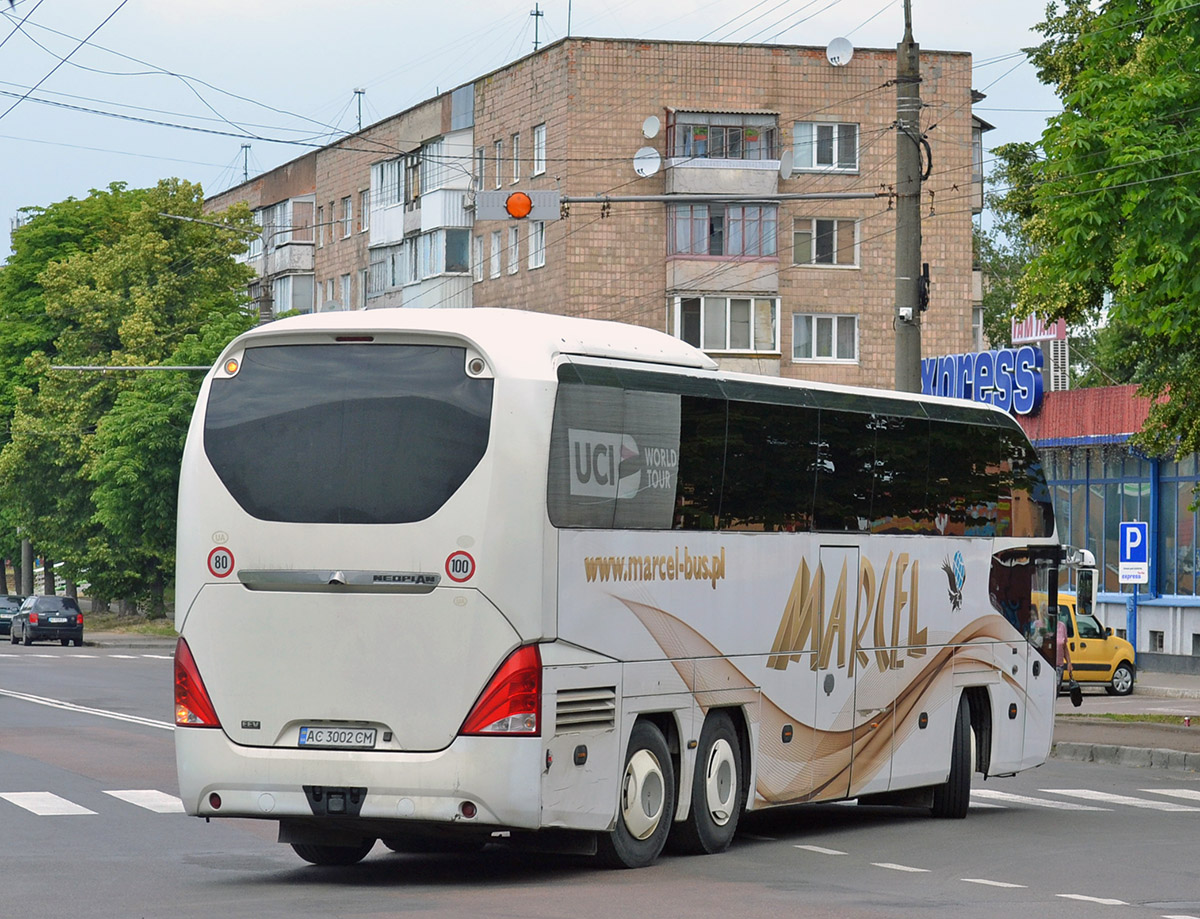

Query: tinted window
547;383;681;529
997;424;1055;538
722;401;817;531
813;410;875;532
0;597;22;612
32;596;80;613
674;396;726;530
870;415;934;533
204;345;492;524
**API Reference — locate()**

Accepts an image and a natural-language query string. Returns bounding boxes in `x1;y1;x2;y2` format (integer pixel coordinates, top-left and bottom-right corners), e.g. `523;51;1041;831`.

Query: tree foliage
0;179;256;612
1015;0;1200;454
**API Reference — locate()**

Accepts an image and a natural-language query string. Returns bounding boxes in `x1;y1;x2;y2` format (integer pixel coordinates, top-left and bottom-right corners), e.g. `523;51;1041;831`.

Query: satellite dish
642;115;661;139
779;149;794;180
827;37;854;67
633;146;662;178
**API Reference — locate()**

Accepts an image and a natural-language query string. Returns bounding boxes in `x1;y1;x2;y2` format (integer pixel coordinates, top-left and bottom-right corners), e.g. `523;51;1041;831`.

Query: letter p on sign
1118;521;1149;584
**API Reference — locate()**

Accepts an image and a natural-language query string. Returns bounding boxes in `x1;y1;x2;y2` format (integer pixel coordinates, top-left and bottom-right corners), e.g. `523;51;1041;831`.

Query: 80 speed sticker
445;551;475;583
208;546;235;578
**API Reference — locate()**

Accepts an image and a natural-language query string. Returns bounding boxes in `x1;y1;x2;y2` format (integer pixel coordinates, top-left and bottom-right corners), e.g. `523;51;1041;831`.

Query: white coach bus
174;308;1071;868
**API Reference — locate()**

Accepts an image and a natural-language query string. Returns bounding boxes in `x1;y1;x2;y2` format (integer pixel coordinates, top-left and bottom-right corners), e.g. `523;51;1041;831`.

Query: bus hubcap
704;739;737;826
621;749;665;840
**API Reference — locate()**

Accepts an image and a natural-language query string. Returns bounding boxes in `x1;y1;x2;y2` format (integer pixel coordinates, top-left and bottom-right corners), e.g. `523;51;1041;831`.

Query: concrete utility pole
894;0;923;392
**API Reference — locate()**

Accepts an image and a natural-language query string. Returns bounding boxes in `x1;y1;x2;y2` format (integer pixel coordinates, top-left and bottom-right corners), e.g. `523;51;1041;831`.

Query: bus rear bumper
175;726;544;829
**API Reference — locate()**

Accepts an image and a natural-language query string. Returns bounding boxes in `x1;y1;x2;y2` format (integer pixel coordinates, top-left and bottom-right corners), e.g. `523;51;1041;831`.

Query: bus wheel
930;695;971;819
290;840;375;866
597;720;676;869
669;712;742;855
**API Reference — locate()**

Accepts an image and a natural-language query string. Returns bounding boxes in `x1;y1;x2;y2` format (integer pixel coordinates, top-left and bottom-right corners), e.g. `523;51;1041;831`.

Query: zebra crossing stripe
971;789;1108;811
0;792;96;816
1057;894;1128;906
1144;789;1200;803
795;845;846;855
103;790;185;813
1045;789;1200;812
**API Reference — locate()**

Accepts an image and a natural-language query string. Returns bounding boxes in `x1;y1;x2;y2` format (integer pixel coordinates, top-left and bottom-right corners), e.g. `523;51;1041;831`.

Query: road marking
141;654;173;660
72;654;98;658
962;878;1027;889
1144;789;1200;803
103;790;185;813
0;687;173;731
1161;914;1200;918
0;792;96;816
31;654;58;658
1045;789;1200;812
969;801;1004;809
972;789;1108;811
795;845;846;855
873;863;929;873
108;654;139;659
1057;894;1128;906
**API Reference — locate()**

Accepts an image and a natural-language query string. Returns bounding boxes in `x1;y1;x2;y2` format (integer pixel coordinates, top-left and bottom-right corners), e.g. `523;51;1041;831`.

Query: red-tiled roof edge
1017;385;1154;444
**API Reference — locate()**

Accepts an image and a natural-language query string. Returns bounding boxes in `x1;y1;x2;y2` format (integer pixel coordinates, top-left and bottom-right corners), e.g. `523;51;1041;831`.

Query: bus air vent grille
555;687;617;733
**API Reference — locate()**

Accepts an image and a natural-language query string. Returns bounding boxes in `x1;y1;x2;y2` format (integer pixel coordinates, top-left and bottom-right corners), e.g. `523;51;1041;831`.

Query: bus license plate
298;726;377;749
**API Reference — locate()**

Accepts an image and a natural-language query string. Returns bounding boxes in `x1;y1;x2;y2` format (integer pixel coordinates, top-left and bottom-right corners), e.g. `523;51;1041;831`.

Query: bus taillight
175;637;222;728
459;645;541;736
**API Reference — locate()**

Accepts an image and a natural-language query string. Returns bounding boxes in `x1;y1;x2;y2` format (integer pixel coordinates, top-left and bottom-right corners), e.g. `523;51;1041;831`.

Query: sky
0;0;1063;259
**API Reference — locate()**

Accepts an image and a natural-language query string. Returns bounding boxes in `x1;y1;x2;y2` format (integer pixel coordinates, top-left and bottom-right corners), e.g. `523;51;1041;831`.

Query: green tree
0;179;255;612
1015;0;1200;454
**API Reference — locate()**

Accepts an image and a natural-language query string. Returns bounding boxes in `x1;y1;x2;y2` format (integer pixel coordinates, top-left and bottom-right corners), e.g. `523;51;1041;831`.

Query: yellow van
1056;591;1136;696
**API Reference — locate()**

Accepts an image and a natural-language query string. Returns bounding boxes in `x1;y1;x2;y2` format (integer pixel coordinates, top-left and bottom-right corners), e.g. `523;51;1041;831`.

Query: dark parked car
0;595;24;636
10;595;84;646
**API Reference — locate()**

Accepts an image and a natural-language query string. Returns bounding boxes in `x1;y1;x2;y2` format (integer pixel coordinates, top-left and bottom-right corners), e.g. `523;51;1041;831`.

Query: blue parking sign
1119;521;1149;584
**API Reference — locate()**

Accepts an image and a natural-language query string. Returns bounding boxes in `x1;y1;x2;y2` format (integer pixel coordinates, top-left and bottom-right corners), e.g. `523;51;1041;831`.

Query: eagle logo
942;552;966;611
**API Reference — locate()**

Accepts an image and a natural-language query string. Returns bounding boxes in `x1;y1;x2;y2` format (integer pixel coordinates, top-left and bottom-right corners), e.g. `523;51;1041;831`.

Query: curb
1052;741;1200;773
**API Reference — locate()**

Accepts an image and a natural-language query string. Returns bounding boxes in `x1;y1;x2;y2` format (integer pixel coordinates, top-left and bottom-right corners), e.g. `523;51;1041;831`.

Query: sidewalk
84;630;177;650
1053;669;1200;771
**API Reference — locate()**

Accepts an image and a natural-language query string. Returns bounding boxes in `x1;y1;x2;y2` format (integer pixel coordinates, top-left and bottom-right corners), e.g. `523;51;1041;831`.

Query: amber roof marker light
505;192;534;219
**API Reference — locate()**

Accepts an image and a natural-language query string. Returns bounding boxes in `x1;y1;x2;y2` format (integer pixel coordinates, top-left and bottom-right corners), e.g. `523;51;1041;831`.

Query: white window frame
340;273;351;308
316;205;324;247
358;268;368;308
532;123;546;176
670;204;778;258
508;226;520;274
359;190;370;233
793;121;859;172
475;147;485;187
528;220;546;269
341;196;352;238
473;235;484;282
672;296;779;353
793;217;858;268
792;312;858;363
511;133;521;184
493;140;503;190
490;230;502;279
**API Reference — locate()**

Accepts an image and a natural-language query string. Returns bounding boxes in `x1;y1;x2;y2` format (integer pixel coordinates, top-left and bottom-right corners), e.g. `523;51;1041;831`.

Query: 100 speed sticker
445;551;475;582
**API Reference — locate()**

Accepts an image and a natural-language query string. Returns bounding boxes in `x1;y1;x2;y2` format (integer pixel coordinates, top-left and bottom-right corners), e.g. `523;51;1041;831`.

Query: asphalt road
3;643;1200;919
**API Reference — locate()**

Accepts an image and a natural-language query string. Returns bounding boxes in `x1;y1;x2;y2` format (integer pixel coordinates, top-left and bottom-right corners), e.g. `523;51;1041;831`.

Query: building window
793;313;858;362
404;154;422;205
508;226;520;274
340;273;351;308
326;279;334;303
674;296;778;352
511;133;521;183
794;122;859;172
670;205;777;258
316;205;324;247
371;158;403;207
359;190;370;232
1150;629;1165;653
473;235;484;282
358;268;368;308
490;230;501;279
972;304;984;351
475;147;485;186
533;123;546;175
444;229;470;274
271;274;314;315
341;197;352;238
794;218;857;267
528;220;545;269
669;112;779;160
1041;446;1156;594
493;140;503;190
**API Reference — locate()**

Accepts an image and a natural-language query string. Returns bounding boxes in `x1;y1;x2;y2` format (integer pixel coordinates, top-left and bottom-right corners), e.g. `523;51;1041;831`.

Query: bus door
1021;556;1059;769
811;546;859;802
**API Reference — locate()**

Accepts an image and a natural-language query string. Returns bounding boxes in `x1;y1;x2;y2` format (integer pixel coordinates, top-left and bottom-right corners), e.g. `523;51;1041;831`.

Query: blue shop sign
920;346;1044;415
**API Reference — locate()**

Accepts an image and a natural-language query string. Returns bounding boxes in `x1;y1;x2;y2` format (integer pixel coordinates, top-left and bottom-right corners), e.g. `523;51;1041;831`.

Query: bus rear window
203;344;492;523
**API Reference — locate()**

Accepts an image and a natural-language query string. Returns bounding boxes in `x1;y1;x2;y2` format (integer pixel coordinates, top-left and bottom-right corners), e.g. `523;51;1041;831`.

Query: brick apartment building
206;37;989;388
